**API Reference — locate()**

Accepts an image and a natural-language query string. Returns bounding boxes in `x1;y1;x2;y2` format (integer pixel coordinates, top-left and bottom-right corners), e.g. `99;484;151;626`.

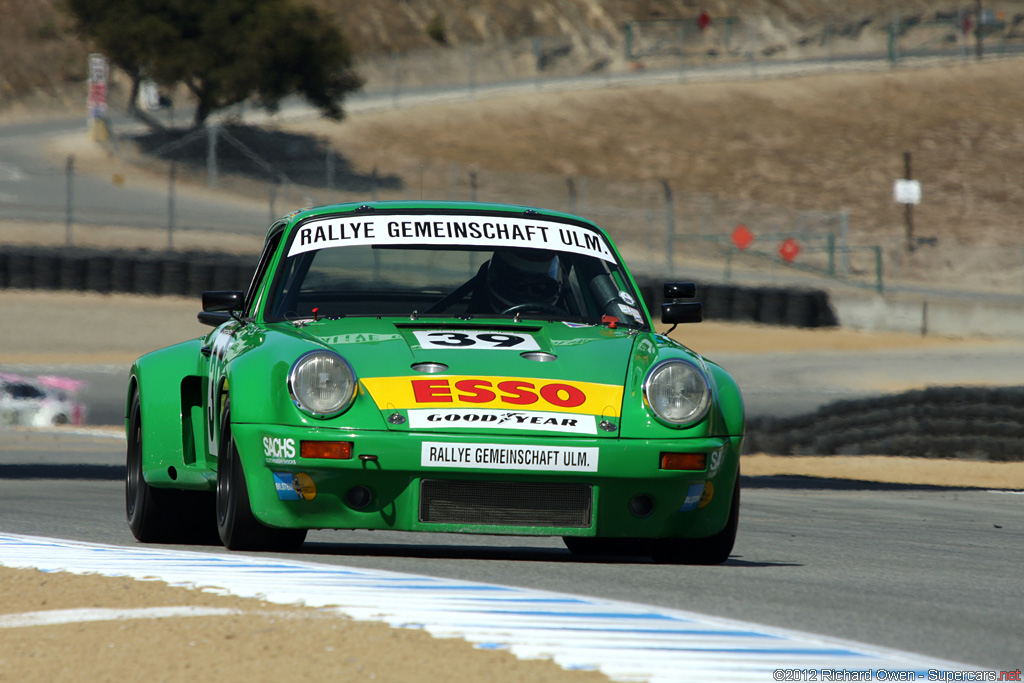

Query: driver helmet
486;249;564;310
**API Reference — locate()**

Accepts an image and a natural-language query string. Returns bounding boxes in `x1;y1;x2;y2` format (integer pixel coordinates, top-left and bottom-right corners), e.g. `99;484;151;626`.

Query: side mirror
662;301;703;325
664;282;697;299
662;282;702;326
199;291;244;327
202;290;244;313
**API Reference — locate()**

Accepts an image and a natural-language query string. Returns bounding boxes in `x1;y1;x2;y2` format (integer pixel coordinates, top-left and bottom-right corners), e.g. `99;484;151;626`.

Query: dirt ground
0;565;611;683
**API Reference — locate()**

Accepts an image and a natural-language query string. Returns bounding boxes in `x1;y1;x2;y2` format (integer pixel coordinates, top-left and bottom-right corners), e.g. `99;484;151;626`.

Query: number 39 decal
413;330;540;351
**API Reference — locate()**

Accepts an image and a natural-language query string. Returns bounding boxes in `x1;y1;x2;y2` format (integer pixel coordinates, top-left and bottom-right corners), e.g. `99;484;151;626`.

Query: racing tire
649;477;740;565
216;403;307;552
126;391;217;544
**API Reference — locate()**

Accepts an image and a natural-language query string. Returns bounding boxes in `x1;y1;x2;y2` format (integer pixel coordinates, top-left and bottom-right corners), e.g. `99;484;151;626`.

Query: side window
243;229;284;317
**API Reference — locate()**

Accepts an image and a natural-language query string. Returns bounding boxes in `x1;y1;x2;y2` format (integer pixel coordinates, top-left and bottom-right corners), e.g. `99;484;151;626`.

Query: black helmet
486;249;564;310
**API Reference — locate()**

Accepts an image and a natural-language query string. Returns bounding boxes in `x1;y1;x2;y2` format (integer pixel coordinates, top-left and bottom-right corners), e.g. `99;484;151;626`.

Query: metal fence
5;10;1024;295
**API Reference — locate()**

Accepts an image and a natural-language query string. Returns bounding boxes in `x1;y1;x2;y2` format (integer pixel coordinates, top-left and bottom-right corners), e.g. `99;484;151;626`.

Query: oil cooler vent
419;479;592;528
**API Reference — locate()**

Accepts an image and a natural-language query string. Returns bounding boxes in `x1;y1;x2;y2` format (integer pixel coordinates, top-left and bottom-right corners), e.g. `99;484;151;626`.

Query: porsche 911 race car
126;200;744;564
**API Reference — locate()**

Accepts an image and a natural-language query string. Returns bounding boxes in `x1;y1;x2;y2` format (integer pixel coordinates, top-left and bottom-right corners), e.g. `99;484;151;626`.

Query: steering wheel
499;302;564;316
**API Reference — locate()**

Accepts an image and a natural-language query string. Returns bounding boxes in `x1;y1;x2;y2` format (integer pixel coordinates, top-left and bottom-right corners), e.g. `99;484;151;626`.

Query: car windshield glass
265;214;647;327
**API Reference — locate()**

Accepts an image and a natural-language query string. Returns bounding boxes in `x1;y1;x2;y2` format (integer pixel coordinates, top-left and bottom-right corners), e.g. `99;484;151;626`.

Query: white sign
87;53;108;119
893;179;921;205
409;409;596;434
413;330;539;351
287;214;615;262
421;441;598;471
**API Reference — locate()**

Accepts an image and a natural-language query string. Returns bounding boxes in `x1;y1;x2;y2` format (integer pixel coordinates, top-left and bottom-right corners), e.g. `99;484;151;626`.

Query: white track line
0;606;239;628
0;533;984;682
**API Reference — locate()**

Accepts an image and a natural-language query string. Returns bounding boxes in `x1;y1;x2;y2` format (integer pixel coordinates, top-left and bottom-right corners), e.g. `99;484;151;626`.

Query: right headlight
643;359;711;426
288;350;357;418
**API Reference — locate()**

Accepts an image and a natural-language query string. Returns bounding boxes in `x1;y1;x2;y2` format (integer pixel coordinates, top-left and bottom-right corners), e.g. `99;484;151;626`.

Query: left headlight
643;359;711;426
288;350;357;417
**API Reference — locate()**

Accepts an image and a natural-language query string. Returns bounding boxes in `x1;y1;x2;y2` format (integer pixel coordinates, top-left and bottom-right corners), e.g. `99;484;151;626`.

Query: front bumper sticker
421;441;599;472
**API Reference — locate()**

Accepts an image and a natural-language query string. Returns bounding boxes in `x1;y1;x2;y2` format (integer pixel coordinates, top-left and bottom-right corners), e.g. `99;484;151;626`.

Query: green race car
126;201;744;563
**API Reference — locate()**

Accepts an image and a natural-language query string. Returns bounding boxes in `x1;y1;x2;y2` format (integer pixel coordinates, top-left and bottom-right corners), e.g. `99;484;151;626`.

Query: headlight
288;350;356;417
643;359;711;426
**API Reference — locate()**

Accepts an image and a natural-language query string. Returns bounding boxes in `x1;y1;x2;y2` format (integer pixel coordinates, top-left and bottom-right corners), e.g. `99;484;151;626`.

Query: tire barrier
745;386;1024;462
0;246;255;298
636;276;838;328
2;248;838;328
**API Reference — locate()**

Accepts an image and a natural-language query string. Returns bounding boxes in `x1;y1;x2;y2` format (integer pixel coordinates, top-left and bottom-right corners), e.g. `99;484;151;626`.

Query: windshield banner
288;214;616;262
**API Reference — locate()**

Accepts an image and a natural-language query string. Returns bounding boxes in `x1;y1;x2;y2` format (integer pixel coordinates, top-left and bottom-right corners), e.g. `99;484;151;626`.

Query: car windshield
264;213;648;327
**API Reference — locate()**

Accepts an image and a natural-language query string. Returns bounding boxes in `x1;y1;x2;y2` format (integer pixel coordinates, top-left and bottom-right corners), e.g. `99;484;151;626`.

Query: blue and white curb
0;533;973;682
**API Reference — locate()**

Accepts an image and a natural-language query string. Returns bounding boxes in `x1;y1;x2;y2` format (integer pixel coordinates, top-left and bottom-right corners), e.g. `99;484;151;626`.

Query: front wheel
216;403;306;551
650;477;740;565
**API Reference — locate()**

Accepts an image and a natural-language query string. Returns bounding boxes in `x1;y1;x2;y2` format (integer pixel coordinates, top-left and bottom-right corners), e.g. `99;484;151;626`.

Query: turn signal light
302;441;353;460
660;452;706;471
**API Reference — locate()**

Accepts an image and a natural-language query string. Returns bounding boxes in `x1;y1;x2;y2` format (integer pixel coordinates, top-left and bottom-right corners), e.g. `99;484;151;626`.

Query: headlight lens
643;359;711;426
288;350;356;417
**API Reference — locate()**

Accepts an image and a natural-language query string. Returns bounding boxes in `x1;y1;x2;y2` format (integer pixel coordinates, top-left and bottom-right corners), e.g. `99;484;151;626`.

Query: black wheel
216;402;306;551
650;477;740;565
126;390;216;544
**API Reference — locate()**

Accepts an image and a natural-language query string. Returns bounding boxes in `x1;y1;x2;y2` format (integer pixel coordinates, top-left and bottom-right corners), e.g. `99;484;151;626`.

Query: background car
126;201;744;563
0;373;86;427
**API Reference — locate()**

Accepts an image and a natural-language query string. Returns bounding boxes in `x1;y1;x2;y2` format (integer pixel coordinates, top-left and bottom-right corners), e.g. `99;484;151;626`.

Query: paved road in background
0;115;274;233
0;429;1020;671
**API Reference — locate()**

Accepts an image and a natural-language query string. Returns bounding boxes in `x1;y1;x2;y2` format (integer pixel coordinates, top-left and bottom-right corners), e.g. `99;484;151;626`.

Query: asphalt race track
0;429;1021;674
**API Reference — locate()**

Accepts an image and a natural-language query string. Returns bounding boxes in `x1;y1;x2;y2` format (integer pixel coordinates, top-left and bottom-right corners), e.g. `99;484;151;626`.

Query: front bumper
233;424;742;539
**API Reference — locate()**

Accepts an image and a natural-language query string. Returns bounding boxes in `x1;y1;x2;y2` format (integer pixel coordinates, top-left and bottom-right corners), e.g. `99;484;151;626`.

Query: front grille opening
419;479;592;528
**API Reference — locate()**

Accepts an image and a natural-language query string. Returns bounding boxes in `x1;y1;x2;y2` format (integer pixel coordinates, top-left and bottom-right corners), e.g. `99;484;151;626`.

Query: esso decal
413;378;585;408
361;375;623;416
264;436;296;460
412;330;540;351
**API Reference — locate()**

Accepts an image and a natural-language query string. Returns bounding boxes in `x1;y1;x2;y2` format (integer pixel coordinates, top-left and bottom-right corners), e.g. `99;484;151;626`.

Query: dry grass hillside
5;0;1024;100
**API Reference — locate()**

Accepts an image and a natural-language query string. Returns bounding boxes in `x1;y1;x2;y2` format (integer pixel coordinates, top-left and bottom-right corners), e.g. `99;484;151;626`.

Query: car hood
281;318;640;437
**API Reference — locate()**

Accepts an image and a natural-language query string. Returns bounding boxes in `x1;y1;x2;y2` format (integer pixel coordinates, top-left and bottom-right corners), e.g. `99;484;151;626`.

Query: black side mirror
199;291;244;327
661;302;703;325
202;290;244;313
661;282;702;331
664;282;697;299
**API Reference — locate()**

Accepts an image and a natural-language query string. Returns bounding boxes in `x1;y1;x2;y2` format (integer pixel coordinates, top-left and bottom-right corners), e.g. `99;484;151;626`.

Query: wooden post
904;151;915;252
975;0;984;60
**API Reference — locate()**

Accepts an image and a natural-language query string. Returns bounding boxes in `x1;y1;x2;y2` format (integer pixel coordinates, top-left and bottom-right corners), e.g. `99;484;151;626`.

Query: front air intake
419;480;592;528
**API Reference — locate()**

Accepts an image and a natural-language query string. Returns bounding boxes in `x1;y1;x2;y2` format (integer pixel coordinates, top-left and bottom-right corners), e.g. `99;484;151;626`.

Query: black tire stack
0;246;254;297
637;276;839;329
745;386;1024;462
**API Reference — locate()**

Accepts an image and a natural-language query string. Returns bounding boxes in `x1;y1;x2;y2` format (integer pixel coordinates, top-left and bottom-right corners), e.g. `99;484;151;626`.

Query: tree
63;0;363;129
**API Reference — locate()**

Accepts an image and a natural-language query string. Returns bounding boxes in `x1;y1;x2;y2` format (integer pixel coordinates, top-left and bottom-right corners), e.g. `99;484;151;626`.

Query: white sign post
895;152;921;252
